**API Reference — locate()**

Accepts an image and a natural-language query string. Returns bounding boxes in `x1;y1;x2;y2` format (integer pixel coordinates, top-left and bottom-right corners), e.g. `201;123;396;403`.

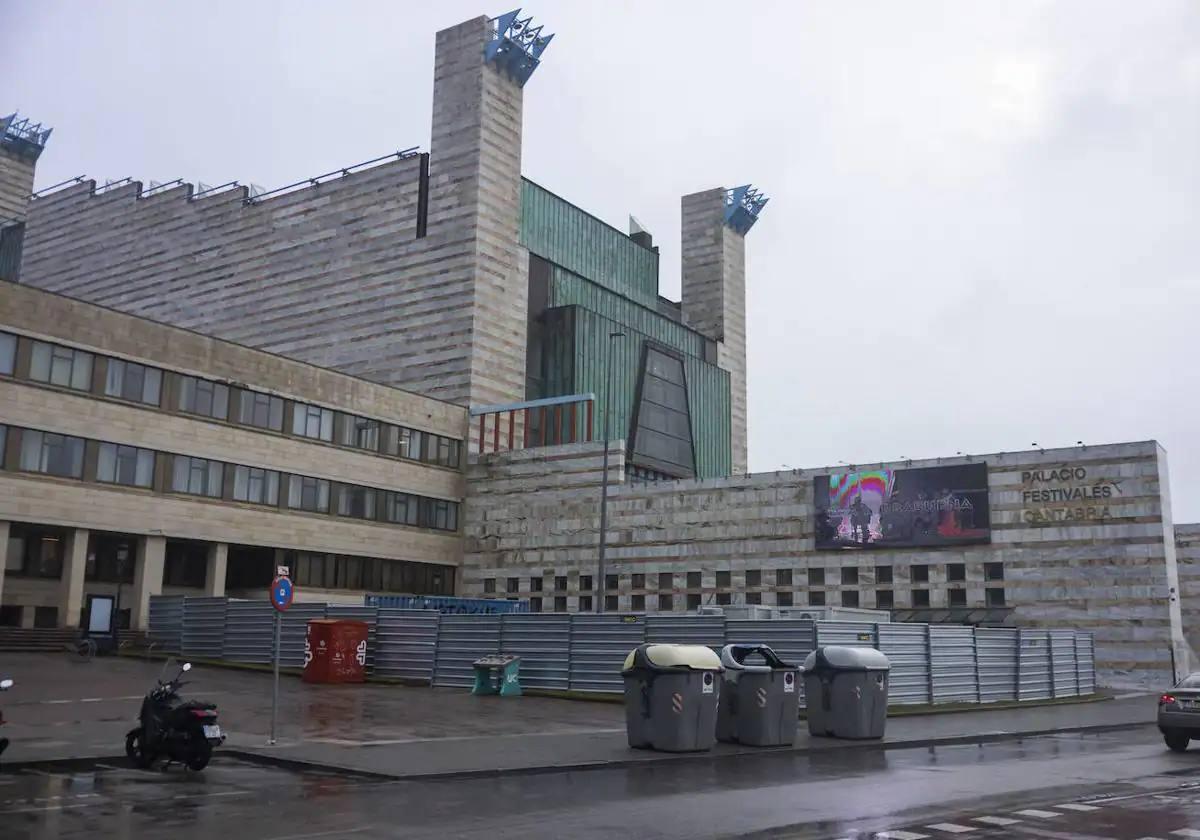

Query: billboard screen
814;463;990;550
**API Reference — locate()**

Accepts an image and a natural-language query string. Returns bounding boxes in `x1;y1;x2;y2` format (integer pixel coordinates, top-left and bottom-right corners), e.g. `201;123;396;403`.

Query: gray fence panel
725;619;815;705
1018;630;1053;700
879;623;930;705
976;628;1018;703
644;615;727;650
325;606;379;674
148;595;185;653
569;614;646;693
501;614;571;690
181;597;228;660
374;609;440;683
816;621;878;647
223;600;275;665
1077;633;1096;694
930;626;977;704
1050;629;1079;697
280;604;327;670
434;615;502;688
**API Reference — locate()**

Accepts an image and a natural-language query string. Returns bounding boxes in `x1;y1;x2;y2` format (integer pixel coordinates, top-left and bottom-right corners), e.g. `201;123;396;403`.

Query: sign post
268;572;294;746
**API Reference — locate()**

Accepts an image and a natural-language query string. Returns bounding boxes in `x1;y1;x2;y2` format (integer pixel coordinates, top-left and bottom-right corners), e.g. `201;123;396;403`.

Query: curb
223;719;1157;784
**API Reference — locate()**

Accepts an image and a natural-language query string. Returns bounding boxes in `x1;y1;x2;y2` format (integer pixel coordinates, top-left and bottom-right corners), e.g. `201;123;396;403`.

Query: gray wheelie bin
802;646;890;739
621;644;723;752
716;644;800;746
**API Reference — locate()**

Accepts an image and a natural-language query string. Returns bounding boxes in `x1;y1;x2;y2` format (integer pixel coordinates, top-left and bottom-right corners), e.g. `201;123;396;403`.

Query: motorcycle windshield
160;657;178;685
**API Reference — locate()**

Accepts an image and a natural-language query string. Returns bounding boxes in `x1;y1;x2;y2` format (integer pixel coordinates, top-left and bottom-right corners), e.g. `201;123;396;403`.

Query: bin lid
622;644;722;672
719;643;794;671
802;645;890;673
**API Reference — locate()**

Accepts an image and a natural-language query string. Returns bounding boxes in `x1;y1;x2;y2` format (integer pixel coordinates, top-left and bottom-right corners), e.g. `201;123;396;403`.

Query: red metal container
303;619;369;684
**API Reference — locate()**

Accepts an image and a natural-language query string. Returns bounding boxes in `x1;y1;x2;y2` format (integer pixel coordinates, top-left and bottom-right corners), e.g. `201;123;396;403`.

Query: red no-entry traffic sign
270;576;294;612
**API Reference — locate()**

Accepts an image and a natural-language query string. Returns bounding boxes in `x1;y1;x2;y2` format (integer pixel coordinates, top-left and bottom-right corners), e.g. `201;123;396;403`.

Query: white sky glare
4;1;1198;519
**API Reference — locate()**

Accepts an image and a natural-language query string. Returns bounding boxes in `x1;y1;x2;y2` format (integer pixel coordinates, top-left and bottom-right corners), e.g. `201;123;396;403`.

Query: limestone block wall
1176;523;1200;655
0;145;36;223
464;439;1180;686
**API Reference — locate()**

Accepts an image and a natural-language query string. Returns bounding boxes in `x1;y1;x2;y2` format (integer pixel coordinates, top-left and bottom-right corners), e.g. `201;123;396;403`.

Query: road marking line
973;817;1021;826
261;827;374;840
925;824;976;833
1014;809;1062;818
1170;831;1200;838
1055;803;1101;811
877;831;930;839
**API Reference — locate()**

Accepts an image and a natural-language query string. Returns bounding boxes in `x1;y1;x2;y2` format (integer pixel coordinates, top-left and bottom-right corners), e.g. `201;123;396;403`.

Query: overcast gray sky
5;1;1198;520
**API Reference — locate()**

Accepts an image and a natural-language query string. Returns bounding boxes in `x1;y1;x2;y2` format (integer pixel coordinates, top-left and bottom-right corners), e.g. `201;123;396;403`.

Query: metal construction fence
148;596;1096;706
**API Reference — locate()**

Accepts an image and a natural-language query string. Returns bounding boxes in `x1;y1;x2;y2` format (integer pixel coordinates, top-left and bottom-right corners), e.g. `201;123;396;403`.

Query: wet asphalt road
4;727;1200;839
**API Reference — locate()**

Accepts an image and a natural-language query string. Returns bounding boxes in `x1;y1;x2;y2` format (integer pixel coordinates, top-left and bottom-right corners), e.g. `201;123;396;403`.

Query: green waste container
621;644;723;752
716;644;800;746
802;646;890;739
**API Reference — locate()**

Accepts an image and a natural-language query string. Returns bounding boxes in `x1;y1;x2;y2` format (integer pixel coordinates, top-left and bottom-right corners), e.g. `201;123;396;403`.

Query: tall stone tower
681;185;767;475
0;114;51;280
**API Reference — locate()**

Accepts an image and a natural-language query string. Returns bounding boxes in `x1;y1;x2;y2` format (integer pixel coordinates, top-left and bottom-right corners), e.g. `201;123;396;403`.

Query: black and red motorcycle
0;676;13;762
125;661;224;771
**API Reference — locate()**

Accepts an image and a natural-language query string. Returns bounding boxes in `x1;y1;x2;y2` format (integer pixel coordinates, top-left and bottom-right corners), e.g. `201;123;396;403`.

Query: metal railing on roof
243;148;421;205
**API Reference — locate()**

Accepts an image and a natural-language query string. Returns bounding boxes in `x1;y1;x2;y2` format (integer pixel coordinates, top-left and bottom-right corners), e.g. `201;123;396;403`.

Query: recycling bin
621;644;723;752
303;619;370;684
716;643;800;746
802;646;890;739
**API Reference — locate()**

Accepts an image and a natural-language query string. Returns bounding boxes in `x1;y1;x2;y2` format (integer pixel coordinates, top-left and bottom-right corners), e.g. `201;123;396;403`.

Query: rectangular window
631;573;645;589
841;590;860;608
237;389;284;431
605;574;619;592
0;331;15;375
163;543;208;588
555;575;568;592
554;596;567;612
390;427;424;461
686;593;701;610
34;606;58;628
746;570;761;587
841;566;859;585
686;571;701;588
336;484;376;519
913;589;931;607
632;594;646;611
529;597;542;613
579;595;593;612
985;562;1004;581
580;575;593;592
339;414;380;451
178;376;229;420
947;563;966;583
605;595;618;611
658;572;673;590
912;564;930;583
170;455;223;498
716;592;731;606
483;578;496;594
808;590;826;607
429;435;459;468
986;587;1006;607
876;589;894;609
506;577;519;594
420;497;458;531
776;568;792;586
19;532;64;578
0;425;6;465
808;567;825;586
382;492;418;526
658;594;673;611
288;475;330;513
530;577;543;592
96;443;155;488
777;591;793;607
292;403;334;442
716;570;731;588
233;465;280;506
19;430;85;478
746;592;761;605
876;565;893;584
105;359;162;406
949;588;967;607
29;341;93;391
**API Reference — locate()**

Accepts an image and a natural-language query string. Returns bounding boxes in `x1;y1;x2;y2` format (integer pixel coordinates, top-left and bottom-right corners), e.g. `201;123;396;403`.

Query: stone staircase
0;627;78;652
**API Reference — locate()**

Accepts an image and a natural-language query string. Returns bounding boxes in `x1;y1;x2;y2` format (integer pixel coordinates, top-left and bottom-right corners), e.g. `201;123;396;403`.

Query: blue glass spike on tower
485;9;554;87
723;185;769;235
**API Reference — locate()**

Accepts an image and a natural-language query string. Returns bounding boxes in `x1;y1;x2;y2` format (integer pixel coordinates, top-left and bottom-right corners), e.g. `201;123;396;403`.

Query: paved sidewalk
0;653;1157;779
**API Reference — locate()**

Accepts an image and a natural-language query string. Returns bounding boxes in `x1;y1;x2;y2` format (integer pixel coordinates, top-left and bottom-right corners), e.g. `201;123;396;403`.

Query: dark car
1158;674;1200;752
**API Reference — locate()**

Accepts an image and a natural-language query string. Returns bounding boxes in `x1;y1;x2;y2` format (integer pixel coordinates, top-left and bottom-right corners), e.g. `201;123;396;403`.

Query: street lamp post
597;331;625;613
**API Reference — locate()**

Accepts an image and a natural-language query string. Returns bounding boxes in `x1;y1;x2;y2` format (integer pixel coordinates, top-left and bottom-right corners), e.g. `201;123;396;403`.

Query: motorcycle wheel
186;739;212;772
125;728;155;769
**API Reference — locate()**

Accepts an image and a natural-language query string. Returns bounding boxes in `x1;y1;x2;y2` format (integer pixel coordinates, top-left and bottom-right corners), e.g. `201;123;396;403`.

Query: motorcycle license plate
202;725;222;739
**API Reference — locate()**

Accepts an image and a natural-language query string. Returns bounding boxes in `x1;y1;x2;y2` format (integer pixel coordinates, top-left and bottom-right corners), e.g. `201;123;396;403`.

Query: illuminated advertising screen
814;463;990;550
